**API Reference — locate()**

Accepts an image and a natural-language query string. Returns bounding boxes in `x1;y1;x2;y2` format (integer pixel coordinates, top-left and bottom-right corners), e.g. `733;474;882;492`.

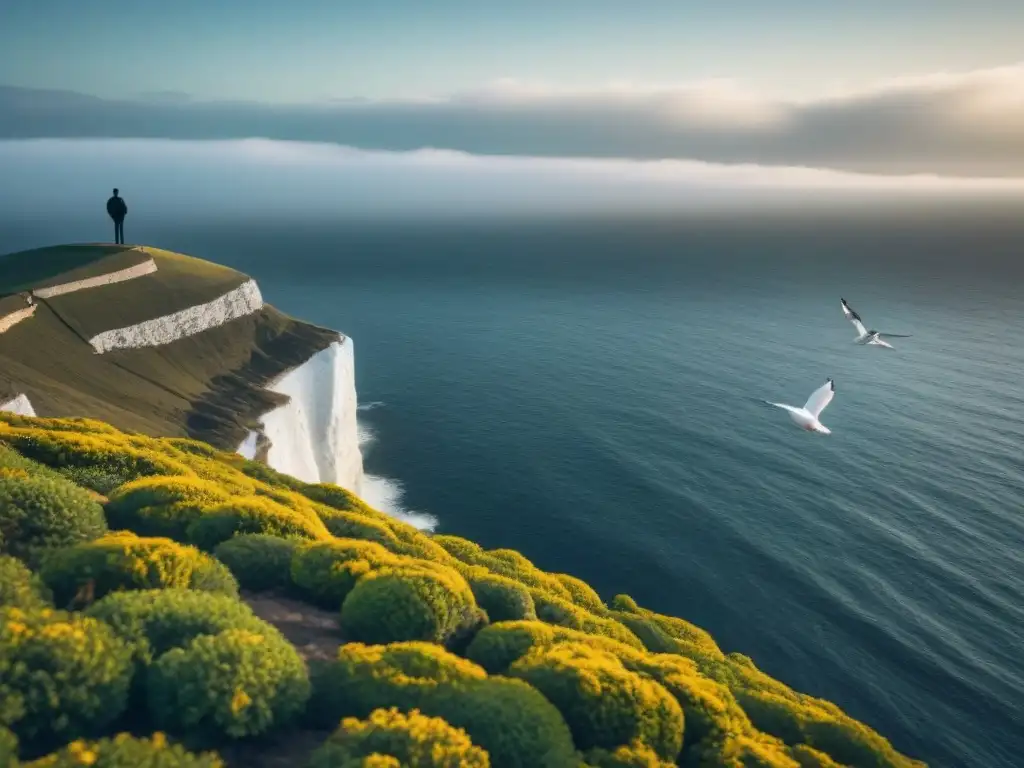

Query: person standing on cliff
106;188;128;244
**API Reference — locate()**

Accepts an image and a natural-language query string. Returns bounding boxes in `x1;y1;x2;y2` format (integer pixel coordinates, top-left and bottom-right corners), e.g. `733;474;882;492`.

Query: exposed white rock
33;258;157;299
253;337;364;494
0;305;37;334
0;393;36;417
237;430;260;460
89;279;264;353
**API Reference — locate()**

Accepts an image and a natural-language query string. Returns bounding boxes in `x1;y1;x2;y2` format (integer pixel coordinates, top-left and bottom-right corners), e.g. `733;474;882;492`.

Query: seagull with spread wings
764;378;836;435
841;298;912;349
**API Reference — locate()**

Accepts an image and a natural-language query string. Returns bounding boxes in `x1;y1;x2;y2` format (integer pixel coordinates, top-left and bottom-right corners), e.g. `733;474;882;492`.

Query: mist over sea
2;140;1024;768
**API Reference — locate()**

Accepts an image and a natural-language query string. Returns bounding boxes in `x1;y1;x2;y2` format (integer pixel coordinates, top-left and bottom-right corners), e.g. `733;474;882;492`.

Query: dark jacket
106;195;128;220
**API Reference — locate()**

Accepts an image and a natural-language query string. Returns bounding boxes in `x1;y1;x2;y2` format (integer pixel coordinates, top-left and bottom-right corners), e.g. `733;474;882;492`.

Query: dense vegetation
0;412;926;767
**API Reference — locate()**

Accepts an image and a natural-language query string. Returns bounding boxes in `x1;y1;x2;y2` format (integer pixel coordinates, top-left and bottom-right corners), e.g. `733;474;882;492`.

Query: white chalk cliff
0;393;36;417
242;336;365;495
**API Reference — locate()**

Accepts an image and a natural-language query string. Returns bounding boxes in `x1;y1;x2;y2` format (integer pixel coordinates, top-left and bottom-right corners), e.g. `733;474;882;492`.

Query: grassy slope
0;244;338;449
0;244;135;295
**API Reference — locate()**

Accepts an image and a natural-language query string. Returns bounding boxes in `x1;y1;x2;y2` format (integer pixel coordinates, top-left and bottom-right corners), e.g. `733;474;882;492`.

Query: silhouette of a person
106;188;128;244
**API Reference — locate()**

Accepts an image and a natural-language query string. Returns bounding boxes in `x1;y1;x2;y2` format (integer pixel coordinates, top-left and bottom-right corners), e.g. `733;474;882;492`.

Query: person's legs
115;219;124;244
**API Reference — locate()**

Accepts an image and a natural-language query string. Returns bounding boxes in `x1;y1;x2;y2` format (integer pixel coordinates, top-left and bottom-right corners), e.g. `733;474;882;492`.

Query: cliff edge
0;243;363;492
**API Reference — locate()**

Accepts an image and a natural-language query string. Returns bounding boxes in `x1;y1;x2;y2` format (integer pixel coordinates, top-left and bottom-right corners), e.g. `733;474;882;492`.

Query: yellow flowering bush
529;591;643;649
340;566;482;645
307;707;490;768
0;470;108;566
466;572;537;622
0;606;133;747
0;554;52;610
84;589;281;667
552;573;606;613
40;532;238;608
307;642;576;768
290;539;403;608
185;497;330;551
147;628;310;740
25;732;224;767
213;534;299;592
584;741;677;768
508;643;683;761
104;476;231;540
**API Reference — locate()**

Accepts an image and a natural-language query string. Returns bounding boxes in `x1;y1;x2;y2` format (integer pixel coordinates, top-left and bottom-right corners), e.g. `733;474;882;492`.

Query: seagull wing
841;298;868;337
877;333;913;338
803;378;835;418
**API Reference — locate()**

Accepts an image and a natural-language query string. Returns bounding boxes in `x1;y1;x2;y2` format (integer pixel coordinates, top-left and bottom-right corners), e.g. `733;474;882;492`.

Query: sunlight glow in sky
3;1;1024;102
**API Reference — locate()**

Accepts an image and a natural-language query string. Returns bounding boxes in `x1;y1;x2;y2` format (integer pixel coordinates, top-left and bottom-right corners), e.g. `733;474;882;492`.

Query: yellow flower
230;688;252;714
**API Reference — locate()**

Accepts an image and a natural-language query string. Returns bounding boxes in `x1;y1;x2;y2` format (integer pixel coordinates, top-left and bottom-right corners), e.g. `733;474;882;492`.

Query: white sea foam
357;401;385;411
361;473;438;532
236;430;259;460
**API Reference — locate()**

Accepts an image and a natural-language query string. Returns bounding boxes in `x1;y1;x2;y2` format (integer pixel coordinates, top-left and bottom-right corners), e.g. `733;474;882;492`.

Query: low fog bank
0;139;1022;234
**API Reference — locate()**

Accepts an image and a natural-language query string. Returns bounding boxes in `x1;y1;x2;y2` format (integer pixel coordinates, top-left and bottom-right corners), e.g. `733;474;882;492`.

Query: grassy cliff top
0;413;925;768
0;244;339;449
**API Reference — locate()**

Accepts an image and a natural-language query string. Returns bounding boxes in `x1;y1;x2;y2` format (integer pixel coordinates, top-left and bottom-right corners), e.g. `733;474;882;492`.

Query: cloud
2;65;1024;176
1;138;1022;229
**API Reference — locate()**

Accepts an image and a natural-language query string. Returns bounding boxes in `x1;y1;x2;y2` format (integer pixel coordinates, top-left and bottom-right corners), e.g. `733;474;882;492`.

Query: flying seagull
841;298;912;349
764;378;835;434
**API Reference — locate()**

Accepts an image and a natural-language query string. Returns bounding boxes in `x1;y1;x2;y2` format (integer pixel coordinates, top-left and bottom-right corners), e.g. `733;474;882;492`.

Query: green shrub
468;573;537;622
213;534;298;592
26;732;225;767
290;539;402;609
608;596;724;665
0;726;17;768
316;507;402;547
55;465;130;496
40;532;238;608
0;424;189;482
307;707;490;768
307;642;576;768
147;627;310;740
340;567;480;645
585;741;676;768
508;643;683;761
0;555;51;610
301;483;383;517
104;476;231;540
84;589;279;667
0;606;133;747
0;470;108;566
529;592;643;649
185;497;329;552
553;573;606;613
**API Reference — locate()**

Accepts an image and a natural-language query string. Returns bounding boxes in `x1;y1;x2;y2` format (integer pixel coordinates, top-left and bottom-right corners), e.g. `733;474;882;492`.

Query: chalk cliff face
240;337;365;494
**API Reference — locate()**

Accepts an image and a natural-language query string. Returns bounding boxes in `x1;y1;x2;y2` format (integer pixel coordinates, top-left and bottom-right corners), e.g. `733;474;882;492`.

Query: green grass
0;244;137;295
0;244;339;450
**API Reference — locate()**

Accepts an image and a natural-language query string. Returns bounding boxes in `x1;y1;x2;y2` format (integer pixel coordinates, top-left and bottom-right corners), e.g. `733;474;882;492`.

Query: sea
2;207;1023;768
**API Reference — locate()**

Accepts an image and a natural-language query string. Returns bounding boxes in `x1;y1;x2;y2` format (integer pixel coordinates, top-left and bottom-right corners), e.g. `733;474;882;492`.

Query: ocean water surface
2;210;1023;767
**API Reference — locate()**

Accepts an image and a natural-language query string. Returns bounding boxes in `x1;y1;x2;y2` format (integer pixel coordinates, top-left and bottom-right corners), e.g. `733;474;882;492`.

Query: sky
2;1;1024;102
1;2;1023;182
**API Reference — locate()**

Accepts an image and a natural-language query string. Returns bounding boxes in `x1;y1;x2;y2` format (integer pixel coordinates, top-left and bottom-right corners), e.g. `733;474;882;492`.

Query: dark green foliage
213;534;298;592
185;497;329;552
340;568;480;645
0;726;17;768
0;606;134;747
0;555;52;610
0;469;108;566
468;573;537;622
147;628;310;740
307;642;576;768
40;532;238;608
306;707;491;768
104;476;231;541
26;733;225;767
55;465;130;496
508;643;684;761
84;589;279;667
